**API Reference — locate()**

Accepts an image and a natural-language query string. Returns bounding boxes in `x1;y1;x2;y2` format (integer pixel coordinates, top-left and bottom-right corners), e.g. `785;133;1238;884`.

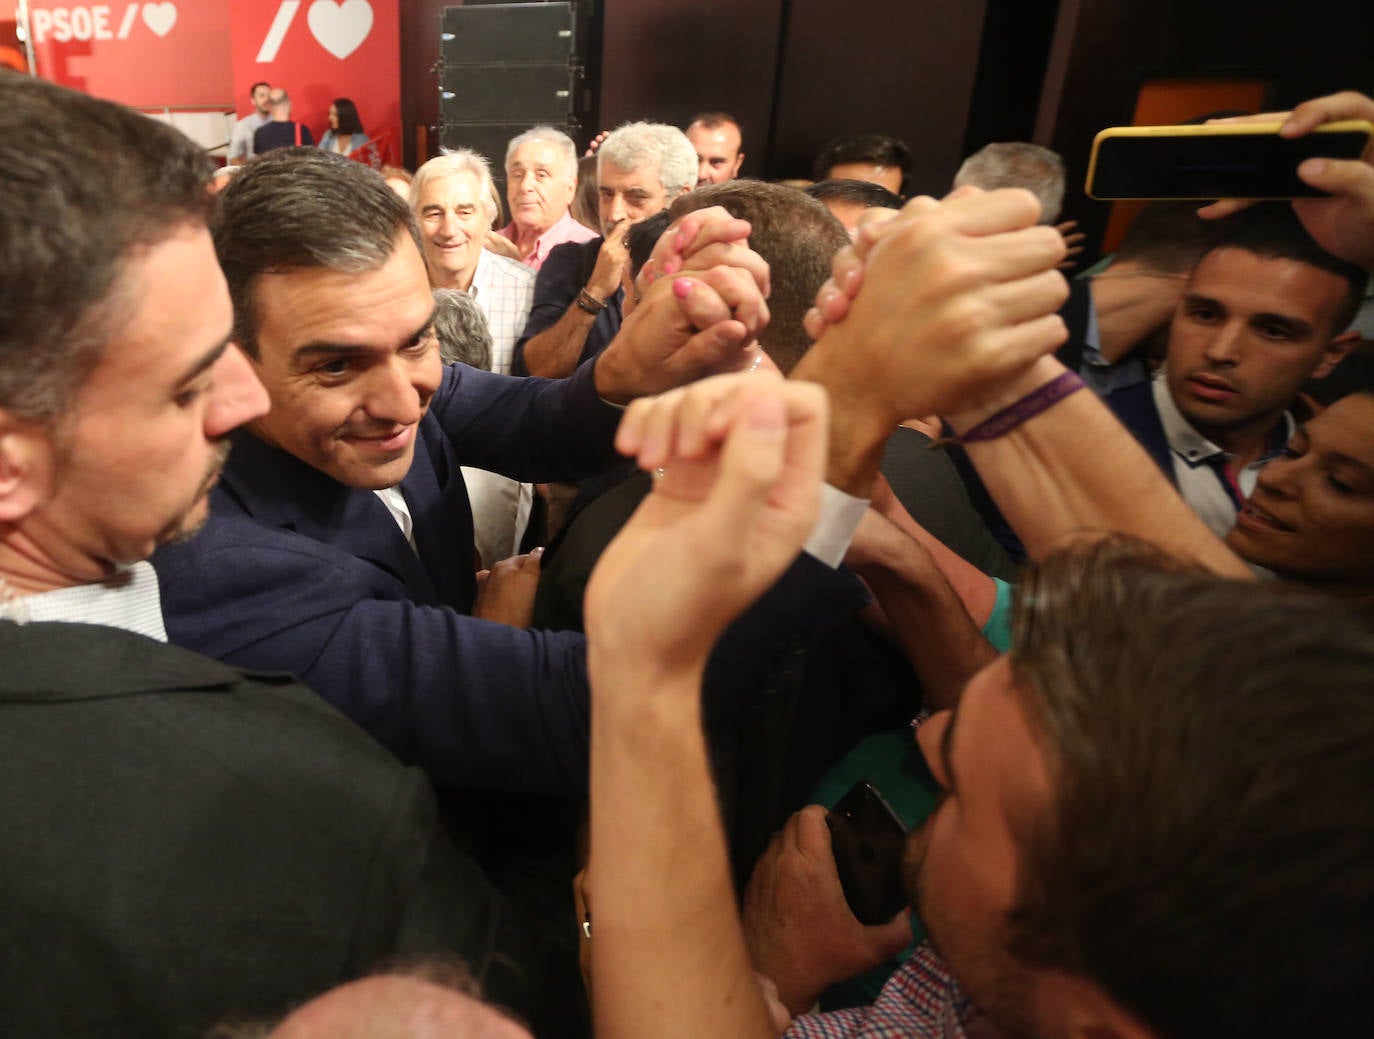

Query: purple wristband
950;370;1085;444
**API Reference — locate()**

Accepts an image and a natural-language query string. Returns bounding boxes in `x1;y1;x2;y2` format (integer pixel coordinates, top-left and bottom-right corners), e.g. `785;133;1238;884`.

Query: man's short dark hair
213;147;423;358
249;81;270;97
1005;537;1374;1039
688;111;741;133
812;133;912;187
1202;202;1369;334
670;181;849;374
0;72;213;427
1112;200;1219;274
804;178;904;211
626;210;674;281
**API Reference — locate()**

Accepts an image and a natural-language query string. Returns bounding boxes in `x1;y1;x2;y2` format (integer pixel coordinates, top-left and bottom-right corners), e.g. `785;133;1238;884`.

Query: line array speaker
438;3;582;166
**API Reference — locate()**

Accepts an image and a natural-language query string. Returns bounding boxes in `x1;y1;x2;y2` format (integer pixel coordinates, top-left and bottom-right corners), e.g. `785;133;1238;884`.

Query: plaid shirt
469;249;536;376
785;944;973;1039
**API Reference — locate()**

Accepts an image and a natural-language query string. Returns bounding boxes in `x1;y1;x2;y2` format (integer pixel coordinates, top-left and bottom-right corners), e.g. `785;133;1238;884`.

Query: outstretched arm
585;373;828;1039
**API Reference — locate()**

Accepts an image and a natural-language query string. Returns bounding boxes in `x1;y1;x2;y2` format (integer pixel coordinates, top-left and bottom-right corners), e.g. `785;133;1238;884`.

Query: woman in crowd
318;97;369;156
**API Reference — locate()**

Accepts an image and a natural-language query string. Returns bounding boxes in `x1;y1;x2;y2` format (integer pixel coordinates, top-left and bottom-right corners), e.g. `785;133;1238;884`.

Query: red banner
22;1;399;156
229;0;400;161
25;2;233;105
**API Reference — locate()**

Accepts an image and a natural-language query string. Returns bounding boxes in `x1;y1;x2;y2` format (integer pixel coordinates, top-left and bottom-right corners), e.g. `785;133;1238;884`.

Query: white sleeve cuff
803;483;869;568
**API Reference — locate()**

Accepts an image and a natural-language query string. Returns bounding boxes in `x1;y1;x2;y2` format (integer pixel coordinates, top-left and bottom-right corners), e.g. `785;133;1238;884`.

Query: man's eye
175;386;206;408
1258;323;1292;341
1328;475;1356;495
316;359;351;376
1187;306;1218;323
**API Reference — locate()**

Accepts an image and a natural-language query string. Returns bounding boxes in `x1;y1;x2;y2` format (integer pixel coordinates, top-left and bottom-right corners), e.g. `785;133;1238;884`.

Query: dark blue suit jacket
154;361;621;792
1104;379;1176;485
155;358;870;797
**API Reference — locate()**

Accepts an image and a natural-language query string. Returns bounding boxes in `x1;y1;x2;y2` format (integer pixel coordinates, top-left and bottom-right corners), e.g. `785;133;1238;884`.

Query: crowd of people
2;67;1373;1039
227;81;373;163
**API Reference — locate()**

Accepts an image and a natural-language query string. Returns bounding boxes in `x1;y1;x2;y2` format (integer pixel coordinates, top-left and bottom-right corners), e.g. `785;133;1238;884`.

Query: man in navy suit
1104;205;1365;540
0;74;580;1038
151;148;866;795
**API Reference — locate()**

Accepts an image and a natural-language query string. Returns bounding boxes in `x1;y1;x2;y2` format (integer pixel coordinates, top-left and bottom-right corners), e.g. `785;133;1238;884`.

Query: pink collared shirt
499;211;599;271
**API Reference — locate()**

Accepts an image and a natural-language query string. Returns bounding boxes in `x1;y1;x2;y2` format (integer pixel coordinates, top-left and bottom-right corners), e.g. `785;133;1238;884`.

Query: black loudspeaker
438;122;531;163
438;2;582;168
441;64;576;126
441;2;575;66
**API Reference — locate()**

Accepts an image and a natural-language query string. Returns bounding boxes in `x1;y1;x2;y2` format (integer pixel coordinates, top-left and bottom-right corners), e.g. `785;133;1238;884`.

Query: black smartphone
1085;120;1373;201
825;780;910;926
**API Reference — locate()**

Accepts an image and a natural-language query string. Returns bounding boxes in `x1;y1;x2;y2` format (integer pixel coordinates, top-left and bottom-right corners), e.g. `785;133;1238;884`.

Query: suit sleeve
156;523;591;793
429;359;622;482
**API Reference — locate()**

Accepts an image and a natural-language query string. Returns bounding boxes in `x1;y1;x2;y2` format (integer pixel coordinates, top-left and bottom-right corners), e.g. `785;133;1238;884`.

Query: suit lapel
217;429;444;605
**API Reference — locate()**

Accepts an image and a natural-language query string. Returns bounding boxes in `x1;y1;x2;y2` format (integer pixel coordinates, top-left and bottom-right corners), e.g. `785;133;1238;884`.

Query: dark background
402;0;1374;264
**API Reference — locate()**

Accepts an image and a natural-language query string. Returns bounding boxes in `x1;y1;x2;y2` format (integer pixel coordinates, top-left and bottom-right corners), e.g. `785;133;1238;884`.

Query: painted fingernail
672;278;693;299
663;261;678;276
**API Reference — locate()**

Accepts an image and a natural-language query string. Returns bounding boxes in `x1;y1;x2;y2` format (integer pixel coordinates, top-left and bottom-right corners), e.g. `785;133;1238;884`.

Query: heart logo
142;2;178;37
307;0;374;61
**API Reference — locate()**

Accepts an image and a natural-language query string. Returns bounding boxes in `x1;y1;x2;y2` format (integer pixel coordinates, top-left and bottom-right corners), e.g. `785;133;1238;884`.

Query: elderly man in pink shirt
497;126;598;270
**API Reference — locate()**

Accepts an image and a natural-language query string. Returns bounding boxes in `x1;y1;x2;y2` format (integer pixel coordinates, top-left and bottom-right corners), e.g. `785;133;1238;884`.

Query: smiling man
499;125;598;270
150;147;780;802
1105;204;1365;538
514;121;697;378
411;150;534;375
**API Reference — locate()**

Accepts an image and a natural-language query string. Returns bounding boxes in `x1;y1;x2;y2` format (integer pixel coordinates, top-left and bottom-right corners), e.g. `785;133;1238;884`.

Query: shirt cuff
804;483;869;568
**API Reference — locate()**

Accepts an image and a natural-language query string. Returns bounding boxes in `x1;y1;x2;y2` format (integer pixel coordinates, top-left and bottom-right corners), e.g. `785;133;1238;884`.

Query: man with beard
0;73;568;1037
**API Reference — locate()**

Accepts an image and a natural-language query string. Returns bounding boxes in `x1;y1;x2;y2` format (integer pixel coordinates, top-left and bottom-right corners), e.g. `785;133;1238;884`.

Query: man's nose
1203;321;1245;366
205;344;270;438
363;359;427;426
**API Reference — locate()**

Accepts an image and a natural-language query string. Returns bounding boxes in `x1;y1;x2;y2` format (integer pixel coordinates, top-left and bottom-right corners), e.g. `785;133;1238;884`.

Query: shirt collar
1152;374;1295;469
1153;374;1226;465
8;561;168;642
468;247;494;299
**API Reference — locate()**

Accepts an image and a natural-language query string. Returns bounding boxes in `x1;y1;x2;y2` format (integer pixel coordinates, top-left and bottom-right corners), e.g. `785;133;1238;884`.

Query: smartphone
825;780;909;926
1085;120;1373;201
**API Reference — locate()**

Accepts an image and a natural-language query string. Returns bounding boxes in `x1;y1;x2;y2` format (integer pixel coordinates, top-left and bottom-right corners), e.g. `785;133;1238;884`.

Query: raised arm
802;189;1254;577
519;221;632;378
584;374;828;1039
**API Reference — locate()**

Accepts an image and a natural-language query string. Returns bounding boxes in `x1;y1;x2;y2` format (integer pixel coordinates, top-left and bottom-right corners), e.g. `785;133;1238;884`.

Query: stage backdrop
25;0;398;155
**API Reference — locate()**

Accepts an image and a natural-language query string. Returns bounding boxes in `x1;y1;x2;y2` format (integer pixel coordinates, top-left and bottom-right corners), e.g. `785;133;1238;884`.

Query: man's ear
1312;329;1362;380
0;411;56;523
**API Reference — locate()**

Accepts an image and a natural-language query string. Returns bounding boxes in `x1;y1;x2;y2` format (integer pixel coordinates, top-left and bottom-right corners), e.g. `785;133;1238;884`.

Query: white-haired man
412;150;535;375
498;126;598;270
514;121;697;378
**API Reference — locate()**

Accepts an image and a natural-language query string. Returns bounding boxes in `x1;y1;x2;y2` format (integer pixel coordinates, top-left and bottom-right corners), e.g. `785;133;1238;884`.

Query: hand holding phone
1086;120;1373;201
1198;91;1374;271
824;780;910;926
